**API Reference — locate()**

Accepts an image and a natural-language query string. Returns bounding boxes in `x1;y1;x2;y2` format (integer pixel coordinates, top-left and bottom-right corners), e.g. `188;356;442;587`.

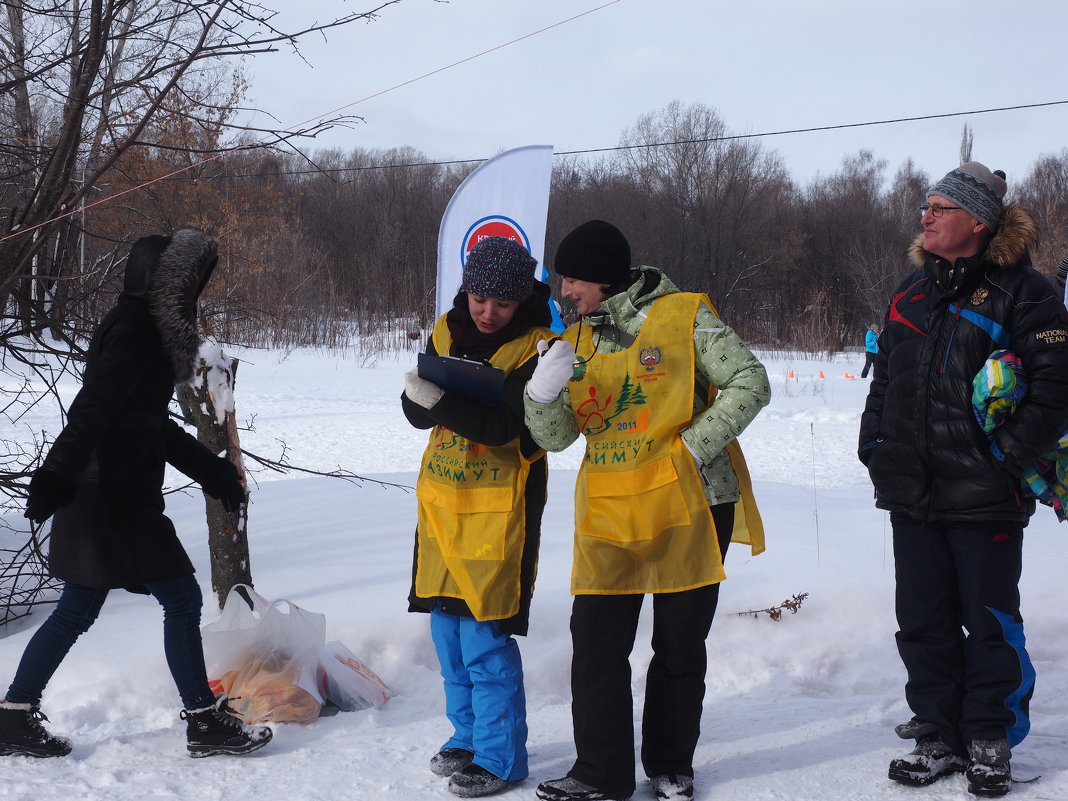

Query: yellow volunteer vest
414;316;552;621
564;292;763;594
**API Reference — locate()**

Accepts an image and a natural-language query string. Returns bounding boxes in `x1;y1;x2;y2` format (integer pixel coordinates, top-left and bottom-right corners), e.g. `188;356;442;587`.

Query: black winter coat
859;206;1068;524
41;230;225;589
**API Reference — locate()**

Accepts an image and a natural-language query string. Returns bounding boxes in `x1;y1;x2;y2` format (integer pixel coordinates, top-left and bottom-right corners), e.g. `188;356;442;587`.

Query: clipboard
417;352;506;405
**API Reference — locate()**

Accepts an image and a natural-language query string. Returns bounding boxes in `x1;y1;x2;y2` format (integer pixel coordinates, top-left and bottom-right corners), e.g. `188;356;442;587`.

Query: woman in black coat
0;230;271;759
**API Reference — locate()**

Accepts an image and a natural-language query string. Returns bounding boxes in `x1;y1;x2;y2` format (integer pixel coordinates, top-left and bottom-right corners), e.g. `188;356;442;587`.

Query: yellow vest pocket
419;482;513;560
580;456;691;543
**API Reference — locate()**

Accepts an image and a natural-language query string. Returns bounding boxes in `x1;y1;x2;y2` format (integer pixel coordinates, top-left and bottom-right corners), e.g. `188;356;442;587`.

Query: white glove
526;339;577;403
404;368;445;410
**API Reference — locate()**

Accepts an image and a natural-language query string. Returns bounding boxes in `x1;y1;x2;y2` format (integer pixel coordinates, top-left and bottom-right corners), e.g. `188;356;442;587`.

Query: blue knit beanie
459;237;537;301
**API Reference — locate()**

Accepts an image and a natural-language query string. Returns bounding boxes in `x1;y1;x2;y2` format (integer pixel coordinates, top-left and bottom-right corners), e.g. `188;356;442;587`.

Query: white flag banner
436;144;559;328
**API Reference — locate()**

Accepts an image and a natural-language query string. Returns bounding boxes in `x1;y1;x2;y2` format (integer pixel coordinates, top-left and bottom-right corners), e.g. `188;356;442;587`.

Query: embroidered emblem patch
971;288;989;306
639;347;661;372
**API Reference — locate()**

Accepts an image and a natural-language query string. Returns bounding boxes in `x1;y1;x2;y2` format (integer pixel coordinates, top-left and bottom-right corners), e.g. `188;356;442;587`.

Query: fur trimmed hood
908;204;1037;269
122;228;218;385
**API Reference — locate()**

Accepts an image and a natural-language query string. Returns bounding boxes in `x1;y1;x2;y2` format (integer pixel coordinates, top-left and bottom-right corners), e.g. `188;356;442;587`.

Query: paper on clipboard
417;352;505;405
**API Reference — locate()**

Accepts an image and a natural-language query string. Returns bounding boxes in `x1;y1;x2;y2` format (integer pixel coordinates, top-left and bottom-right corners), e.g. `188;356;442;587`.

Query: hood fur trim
148;229;217;385
908;204;1037;269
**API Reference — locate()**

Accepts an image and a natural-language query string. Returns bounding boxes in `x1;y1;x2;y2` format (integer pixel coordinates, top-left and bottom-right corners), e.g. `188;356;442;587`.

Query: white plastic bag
202;584;326;724
317;640;391;711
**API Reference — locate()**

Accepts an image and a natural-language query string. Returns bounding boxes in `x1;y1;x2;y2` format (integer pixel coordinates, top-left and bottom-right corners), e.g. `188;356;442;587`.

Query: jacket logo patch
1035;328;1067;345
970;288;989;306
639;347;662;372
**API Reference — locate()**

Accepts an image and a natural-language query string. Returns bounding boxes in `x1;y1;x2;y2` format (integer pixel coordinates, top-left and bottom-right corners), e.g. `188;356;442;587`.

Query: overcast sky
241;0;1068;189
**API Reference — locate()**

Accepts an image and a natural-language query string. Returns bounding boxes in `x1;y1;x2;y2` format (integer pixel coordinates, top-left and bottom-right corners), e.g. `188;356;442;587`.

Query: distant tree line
15;99;1068;358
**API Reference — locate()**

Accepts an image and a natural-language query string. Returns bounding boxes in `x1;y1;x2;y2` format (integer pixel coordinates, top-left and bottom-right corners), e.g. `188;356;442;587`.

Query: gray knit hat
460;236;537;301
927;161;1007;232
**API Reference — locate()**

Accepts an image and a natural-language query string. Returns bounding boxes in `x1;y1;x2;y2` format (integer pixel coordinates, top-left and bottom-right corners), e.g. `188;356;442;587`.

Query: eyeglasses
919;203;965;218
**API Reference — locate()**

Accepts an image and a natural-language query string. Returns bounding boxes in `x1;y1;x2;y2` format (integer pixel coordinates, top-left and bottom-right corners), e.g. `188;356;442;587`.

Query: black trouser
891;514;1034;753
861;351;876;378
567;504;734;794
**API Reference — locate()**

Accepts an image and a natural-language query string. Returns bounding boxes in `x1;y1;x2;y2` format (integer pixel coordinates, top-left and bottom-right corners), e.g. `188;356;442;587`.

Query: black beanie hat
553;220;632;286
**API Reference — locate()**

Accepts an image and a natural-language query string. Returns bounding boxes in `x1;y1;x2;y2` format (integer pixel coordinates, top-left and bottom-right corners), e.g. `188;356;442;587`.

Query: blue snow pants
892;514;1035;752
430;606;528;782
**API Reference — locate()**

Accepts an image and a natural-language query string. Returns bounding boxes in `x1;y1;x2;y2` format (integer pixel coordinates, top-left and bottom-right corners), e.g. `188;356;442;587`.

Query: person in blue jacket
861;324;879;378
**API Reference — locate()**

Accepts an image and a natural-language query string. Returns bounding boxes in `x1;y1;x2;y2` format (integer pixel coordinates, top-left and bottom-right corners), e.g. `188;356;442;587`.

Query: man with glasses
859;162;1068;796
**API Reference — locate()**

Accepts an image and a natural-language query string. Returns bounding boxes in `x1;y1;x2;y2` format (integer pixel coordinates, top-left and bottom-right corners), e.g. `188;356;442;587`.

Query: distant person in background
524;219;769;801
402;237;555;798
859;162;1068;797
0;230;272;759
861;324;880;378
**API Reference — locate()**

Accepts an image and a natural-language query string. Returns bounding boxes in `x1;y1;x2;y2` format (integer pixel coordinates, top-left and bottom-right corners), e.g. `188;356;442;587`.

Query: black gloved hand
990;435;1029;478
200;456;246;513
858;439;879;467
24;469;76;524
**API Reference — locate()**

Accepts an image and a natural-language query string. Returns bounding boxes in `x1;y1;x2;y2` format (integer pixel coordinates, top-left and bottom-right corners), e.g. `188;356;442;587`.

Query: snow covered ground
2;344;1068;801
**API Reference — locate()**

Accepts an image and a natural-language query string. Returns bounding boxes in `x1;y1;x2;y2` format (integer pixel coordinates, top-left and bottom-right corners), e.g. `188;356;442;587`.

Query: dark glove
200;457;246;513
24;469;76;524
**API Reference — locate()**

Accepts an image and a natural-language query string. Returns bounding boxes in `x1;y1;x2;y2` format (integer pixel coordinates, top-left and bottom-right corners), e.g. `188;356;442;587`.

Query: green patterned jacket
523;265;770;505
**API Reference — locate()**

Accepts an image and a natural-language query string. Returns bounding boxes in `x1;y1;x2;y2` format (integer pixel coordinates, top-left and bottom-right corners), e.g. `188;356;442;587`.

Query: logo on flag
462;216;530;265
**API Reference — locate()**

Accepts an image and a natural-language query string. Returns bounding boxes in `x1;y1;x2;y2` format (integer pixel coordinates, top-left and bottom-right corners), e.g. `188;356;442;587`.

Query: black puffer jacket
41;229;229;589
859;205;1068;524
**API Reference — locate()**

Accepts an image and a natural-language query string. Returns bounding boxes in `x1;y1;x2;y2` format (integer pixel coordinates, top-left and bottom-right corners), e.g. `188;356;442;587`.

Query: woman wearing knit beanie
524;220;771;801
402;236;556;798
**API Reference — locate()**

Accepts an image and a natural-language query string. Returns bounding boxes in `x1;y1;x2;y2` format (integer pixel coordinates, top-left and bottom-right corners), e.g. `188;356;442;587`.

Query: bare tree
0;0;406;620
0;0;404;330
960;123;974;165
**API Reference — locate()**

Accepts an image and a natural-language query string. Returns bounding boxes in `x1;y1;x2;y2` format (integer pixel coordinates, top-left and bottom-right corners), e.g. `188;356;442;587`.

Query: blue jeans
430;607;528;782
5;576;216;710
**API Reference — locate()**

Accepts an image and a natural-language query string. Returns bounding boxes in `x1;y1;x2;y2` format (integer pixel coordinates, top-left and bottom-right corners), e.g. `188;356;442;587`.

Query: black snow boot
430;747;474;777
0;702;72;757
447;763;511;797
888;733;967;786
180;695;273;758
536;776;632;801
650;773;694;800
966;739;1012;797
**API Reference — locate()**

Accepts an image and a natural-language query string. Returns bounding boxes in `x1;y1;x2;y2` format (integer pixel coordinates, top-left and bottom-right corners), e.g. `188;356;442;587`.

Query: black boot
888;733;967;786
180;695;273;758
430;747;474;777
0;702;72;757
966;739;1012;797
